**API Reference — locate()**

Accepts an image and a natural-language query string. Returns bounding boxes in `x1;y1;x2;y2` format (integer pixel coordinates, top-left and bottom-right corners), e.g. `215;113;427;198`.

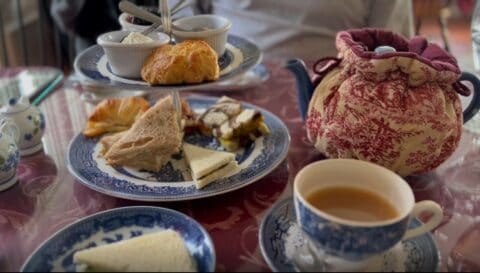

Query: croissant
83;97;150;138
141;40;220;85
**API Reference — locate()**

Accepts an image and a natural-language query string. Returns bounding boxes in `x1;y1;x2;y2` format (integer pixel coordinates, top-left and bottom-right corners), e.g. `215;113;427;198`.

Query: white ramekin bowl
97;30;169;79
172;15;232;57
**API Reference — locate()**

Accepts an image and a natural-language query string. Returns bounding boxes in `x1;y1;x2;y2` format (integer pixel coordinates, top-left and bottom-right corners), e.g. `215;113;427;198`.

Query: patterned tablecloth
1;61;480;272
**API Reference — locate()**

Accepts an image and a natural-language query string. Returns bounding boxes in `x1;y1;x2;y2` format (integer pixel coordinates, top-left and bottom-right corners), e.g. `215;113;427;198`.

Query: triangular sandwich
183;143;239;189
104;96;181;172
73;230;196;272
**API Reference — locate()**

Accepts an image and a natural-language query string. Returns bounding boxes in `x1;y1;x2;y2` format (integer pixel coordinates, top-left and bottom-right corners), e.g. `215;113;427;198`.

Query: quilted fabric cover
306;28;465;176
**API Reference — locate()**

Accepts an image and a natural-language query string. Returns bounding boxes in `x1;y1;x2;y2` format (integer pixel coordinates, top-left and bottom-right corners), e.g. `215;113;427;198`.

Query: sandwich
183;143;239;189
73;230;196;272
104;96;182;172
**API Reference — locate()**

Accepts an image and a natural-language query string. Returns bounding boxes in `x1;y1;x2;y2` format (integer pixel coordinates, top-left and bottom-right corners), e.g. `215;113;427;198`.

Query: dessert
141;40;220;85
198;96;270;151
121;32;153;44
183;143;239;189
103;96;182;172
83;97;150;138
73;230;196;272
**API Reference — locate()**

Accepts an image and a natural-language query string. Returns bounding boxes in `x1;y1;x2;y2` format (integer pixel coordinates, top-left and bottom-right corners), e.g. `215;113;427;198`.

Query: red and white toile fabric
306;28;466;176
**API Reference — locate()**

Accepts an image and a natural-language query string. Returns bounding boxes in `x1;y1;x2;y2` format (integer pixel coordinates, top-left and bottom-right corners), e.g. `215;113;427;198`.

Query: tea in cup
294;159;443;261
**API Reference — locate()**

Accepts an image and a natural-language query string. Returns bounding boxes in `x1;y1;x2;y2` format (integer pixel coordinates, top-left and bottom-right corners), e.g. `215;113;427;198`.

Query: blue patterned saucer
73;35;261;91
66;96;290;202
259;199;441;272
20;206;215;272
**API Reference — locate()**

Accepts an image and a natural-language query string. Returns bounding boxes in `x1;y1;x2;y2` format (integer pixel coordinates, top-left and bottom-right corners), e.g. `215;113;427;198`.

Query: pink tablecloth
1;61;480;272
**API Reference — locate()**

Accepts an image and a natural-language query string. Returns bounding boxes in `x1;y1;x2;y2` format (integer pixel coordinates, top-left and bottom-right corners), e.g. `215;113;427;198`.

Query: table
1;60;480;272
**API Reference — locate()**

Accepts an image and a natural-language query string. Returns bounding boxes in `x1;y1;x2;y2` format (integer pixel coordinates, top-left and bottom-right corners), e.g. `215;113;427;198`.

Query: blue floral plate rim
66;96;290;202
20;206;216;272
259;198;442;272
73;34;262;91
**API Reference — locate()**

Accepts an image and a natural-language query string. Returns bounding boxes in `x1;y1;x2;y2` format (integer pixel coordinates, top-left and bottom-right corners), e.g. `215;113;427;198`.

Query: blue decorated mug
294;159;443;261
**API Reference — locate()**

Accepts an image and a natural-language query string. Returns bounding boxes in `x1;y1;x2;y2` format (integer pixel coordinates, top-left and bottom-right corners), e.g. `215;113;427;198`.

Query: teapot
286;28;480;177
0;96;45;156
0;118;20;192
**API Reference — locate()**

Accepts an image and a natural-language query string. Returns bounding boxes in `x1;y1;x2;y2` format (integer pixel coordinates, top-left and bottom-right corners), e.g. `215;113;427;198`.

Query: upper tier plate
74;35;262;91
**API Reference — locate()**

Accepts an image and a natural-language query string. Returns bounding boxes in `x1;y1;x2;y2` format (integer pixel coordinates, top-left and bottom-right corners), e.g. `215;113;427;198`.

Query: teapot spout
285;59;315;121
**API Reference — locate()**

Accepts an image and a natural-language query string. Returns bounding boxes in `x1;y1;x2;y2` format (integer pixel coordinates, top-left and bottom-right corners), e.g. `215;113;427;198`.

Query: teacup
294;159;443;261
0;118;20;191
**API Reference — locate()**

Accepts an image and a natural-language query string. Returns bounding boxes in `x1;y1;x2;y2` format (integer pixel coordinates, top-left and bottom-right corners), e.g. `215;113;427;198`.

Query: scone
83;97;150;138
104;96;182;172
141;40;220;85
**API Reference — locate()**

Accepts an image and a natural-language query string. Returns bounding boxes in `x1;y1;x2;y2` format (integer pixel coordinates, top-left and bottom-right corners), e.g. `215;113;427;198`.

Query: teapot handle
459;72;480;123
0;118;19;144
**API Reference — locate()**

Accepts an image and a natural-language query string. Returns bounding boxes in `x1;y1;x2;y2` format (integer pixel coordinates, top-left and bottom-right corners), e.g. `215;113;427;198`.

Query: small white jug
0;118;20;192
0;96;45;156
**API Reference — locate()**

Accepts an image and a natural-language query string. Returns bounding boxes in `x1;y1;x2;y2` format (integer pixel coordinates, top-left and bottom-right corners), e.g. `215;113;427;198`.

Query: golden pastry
141;40;220;85
83;97;150;138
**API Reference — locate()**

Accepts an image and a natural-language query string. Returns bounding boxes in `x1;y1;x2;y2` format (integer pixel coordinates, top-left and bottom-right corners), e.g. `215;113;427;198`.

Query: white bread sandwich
73;230;196;272
183;143;239;189
103;96;181;172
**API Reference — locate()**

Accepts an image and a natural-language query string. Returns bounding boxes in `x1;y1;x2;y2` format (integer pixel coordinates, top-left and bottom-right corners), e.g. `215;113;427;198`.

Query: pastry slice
183;143;239;189
199;96;270;151
73;230;196;272
83;97;150;138
104;96;181;172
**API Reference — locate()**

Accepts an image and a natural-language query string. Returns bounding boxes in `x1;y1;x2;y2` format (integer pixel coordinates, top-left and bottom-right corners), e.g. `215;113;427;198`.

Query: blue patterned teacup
294;159;443;261
0;118;20;192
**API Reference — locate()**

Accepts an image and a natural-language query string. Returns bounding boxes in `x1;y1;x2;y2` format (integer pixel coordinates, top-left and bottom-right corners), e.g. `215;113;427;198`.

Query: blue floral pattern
74;35;261;91
22;111;45;142
21;207;216;272
259;199;441;272
0;145;19;173
294;197;409;260
67;97;290;202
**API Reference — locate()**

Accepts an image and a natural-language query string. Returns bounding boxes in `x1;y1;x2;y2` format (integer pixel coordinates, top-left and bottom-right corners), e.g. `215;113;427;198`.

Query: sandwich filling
183;143;239;189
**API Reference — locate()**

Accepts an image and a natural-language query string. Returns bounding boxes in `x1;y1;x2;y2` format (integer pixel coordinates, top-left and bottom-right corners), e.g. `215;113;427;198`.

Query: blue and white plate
21;206;216;272
67;96;290;202
73;35;262;91
194;63;270;91
259;199;441;272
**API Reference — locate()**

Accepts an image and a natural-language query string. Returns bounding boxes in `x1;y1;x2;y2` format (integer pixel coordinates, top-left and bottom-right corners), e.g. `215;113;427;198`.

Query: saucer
0;174;18;192
259;198;441;272
19;142;43;156
21;206;216;272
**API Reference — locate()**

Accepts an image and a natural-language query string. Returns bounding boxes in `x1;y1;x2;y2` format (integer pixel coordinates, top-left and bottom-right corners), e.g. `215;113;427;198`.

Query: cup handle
459;72;480;123
0;118;19;144
402;200;443;240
